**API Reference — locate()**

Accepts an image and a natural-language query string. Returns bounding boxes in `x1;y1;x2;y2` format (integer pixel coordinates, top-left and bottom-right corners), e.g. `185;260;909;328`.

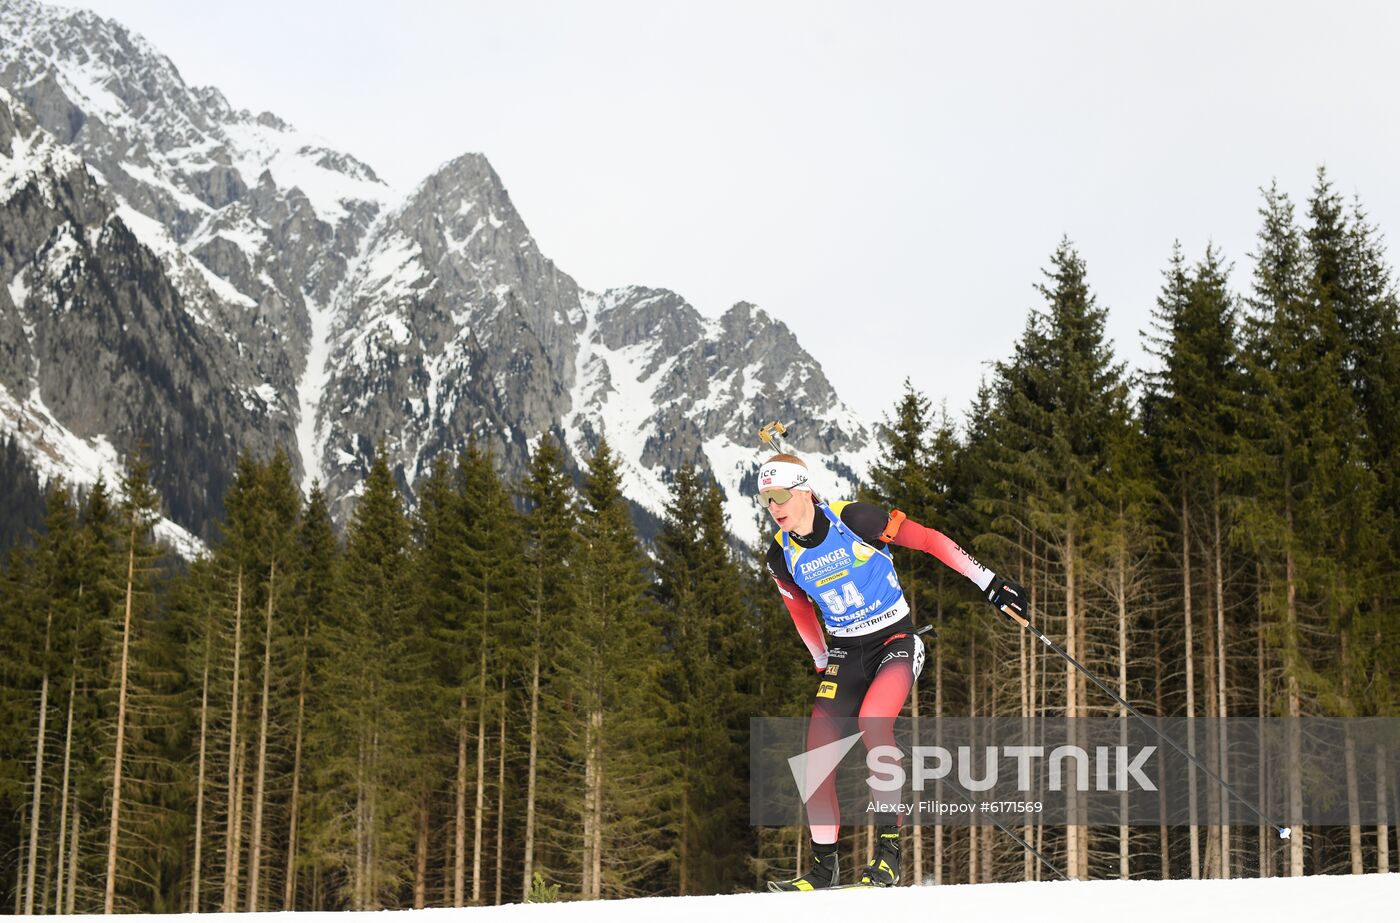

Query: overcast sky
73;0;1400;429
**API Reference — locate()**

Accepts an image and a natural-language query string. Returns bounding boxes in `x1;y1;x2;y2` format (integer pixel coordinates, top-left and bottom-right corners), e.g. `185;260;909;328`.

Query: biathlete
760;452;1027;891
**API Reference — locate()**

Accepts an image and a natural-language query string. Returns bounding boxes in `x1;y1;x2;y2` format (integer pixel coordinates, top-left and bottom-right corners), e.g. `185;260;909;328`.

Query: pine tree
861;378;943;882
982;239;1131;879
284;483;337;909
452;442;525;905
404;455;457;908
1142;241;1245;878
309;445;415;908
520;435;580;897
104;452;165;912
655;464;705;894
656;466;755;894
565;437;668;898
1235;181;1371;875
245;451;302;910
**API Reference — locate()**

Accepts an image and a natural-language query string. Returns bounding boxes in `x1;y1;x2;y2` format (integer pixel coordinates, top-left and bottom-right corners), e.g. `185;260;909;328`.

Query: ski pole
934;772;1068;881
996;604;1292;841
910;622;1066;880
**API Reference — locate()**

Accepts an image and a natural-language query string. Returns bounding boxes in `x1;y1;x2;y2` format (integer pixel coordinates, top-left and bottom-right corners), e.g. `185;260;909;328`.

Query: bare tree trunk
933;575;944;885
415;794;429;909
248;562;277;911
1064;526;1080;880
1182;487;1200;880
55;671;76;914
354;735;365;910
1076;584;1088;878
1378;745;1391;873
192;632;212;911
473;645;487;904
368;728;380;909
1117;534;1130;881
794;831;804;885
231;740;247;908
910;648;922;885
496;677;507;905
981;821;992;884
1284;489;1304;877
223;570;245;912
1213;482;1230;879
455;692;467;906
520;591;540;896
1257;563;1270;879
104;527;140;913
680;714;690;894
985;661;996;885
442;815;453;906
25;611;53;914
583;709;596;897
1202;579;1219;880
39;826;54;914
283;625;308;910
591;709;604;898
66;808;78;913
1333;631;1362;878
1153;622;1170;879
1036;540;1048;880
969;632;979;884
1343;730;1362;874
1026;543;1038;882
522;618;541;896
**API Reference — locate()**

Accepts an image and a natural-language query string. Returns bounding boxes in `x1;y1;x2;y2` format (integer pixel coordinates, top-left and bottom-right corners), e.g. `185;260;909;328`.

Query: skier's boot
858;827;902;887
766;840;839;892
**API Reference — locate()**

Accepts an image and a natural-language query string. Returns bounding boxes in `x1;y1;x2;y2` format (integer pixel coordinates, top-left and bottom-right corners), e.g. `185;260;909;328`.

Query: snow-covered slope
56;874;1400;922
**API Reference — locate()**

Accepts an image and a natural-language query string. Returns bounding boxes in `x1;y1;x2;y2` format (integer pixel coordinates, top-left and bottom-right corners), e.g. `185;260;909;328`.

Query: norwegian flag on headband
758;460;810;491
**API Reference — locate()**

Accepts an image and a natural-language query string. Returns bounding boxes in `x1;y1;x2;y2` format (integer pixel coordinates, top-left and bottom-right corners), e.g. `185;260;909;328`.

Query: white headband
758;460;811;493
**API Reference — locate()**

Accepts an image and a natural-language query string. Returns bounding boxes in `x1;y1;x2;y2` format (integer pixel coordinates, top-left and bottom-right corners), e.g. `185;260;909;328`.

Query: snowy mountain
0;0;876;545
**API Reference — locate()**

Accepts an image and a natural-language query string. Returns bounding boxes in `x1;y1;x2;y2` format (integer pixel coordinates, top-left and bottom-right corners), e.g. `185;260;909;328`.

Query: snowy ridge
565;287;877;544
0;86;86;200
0;0;395;232
0;380;205;559
114;204;256;314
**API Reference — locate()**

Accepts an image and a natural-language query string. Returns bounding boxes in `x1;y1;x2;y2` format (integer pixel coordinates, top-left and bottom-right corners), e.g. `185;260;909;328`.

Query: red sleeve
889;517;995;591
772;576;829;671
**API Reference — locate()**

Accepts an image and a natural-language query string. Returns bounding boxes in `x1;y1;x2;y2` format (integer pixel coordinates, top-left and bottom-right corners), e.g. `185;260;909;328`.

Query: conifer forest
2;172;1398;911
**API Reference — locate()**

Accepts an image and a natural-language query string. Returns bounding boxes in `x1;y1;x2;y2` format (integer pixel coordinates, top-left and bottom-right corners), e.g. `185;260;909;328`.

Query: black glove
985;574;1028;623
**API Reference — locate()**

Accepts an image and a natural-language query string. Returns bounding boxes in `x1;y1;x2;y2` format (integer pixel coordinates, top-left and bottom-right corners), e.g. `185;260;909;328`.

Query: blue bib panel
778;501;908;637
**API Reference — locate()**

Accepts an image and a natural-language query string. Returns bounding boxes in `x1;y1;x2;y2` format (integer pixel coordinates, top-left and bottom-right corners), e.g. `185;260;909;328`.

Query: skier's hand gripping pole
985;574;1029;627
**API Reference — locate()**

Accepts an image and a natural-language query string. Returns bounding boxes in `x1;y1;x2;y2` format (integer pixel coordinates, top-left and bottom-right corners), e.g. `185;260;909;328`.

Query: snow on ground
51;874;1398;922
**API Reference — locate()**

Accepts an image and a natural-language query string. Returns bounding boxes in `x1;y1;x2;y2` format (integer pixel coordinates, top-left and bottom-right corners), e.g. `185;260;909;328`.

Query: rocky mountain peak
1;0;879;549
